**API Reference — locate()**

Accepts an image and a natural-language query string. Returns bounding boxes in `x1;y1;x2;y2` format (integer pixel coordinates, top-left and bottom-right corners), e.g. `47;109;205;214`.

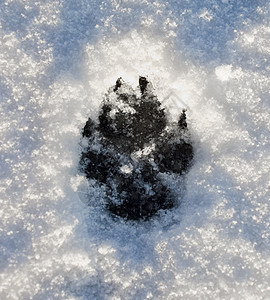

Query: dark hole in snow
80;77;193;220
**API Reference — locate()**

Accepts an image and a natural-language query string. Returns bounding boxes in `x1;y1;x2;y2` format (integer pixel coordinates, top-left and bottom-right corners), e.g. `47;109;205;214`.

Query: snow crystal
215;65;233;81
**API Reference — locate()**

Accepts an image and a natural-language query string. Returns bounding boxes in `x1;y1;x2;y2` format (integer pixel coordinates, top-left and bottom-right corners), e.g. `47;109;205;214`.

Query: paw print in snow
80;77;193;220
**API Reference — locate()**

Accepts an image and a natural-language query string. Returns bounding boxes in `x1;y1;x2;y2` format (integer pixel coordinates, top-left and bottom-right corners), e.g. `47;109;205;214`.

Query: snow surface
0;0;270;299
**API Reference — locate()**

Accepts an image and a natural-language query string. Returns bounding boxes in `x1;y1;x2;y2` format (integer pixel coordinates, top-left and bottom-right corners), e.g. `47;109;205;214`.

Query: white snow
1;0;270;299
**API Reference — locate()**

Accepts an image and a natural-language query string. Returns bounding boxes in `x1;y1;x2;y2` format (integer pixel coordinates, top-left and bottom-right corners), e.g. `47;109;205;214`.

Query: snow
0;0;270;299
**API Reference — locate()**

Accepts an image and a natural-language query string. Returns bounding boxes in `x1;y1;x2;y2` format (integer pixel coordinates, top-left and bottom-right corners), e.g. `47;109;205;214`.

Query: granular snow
0;0;270;299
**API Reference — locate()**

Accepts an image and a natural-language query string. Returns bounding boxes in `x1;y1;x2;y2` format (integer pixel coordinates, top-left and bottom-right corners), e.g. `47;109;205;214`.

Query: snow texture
0;0;270;299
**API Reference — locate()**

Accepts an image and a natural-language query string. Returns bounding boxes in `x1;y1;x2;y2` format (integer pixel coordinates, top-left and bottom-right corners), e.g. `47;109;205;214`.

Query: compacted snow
0;0;270;299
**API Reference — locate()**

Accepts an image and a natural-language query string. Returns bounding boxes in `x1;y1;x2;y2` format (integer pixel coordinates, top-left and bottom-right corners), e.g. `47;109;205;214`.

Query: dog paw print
80;77;193;220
